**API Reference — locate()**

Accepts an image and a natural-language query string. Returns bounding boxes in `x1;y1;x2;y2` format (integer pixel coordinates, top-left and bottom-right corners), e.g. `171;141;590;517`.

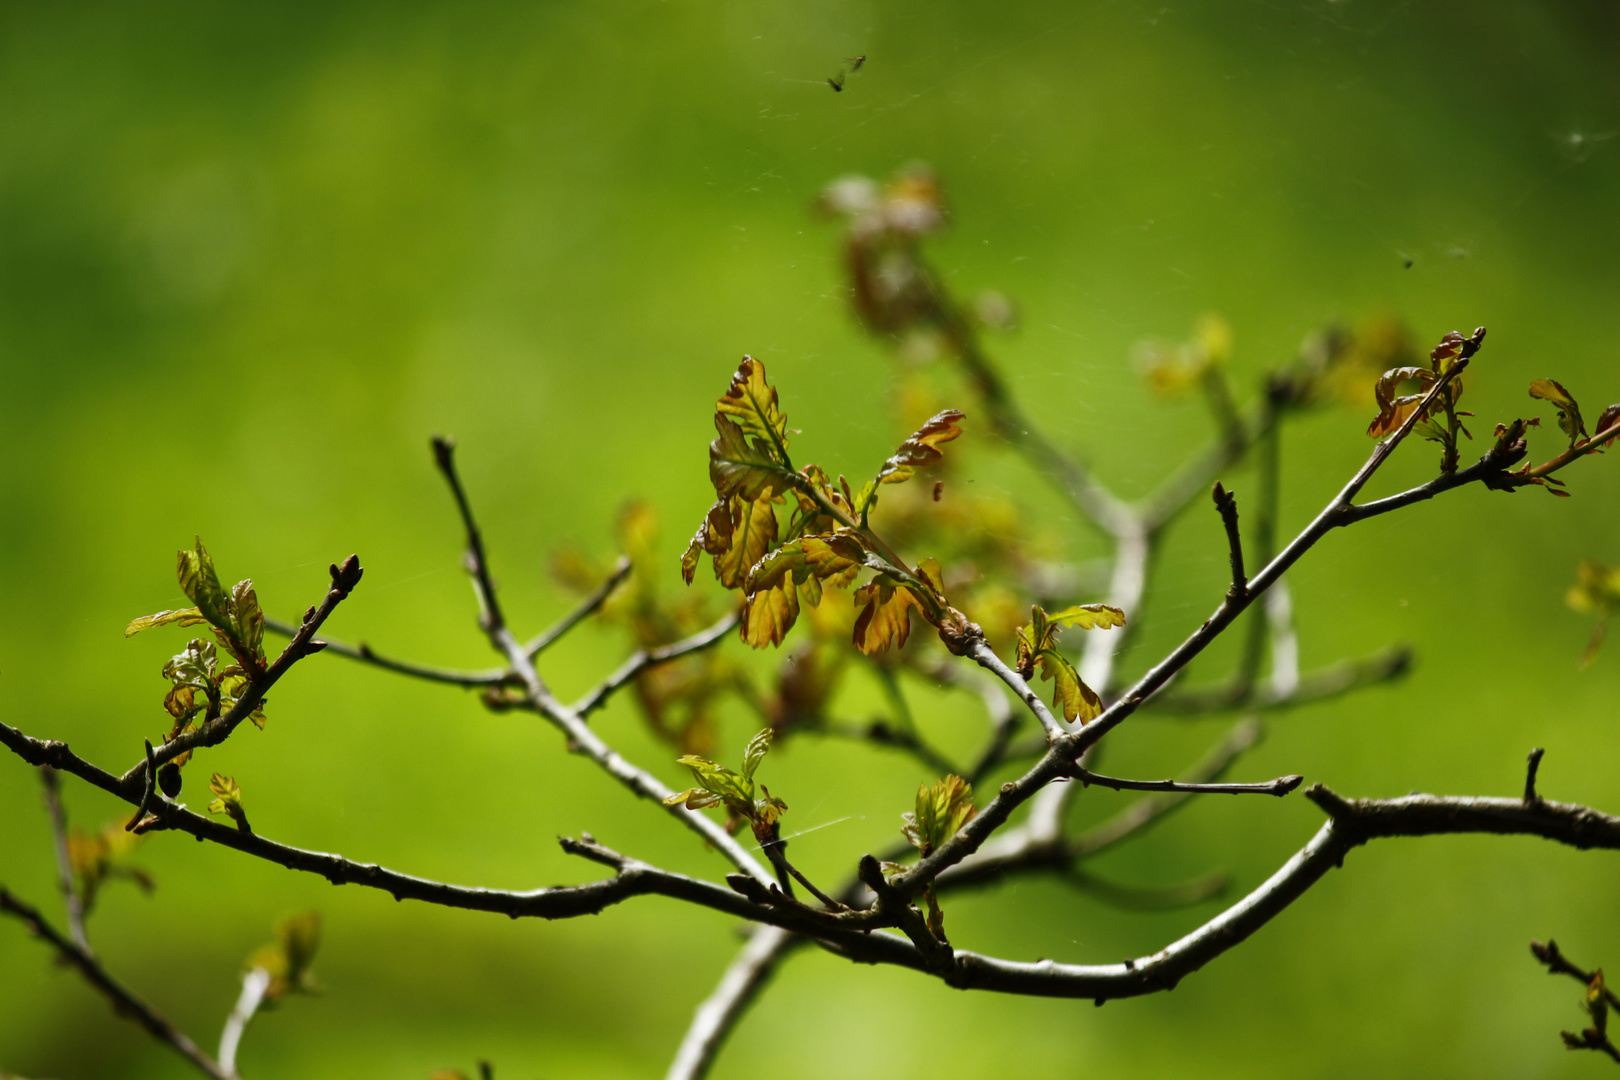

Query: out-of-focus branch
666;927;800;1080
571;611;740;719
217;967;271;1078
430;439;775;887
0;887;230;1080
523;556;632;658
39;766;90;955
1146;644;1412;715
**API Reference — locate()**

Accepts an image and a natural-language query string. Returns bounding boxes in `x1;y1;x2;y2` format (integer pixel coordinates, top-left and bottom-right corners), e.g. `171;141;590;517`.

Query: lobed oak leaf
716;357;791;460
1014;603;1122;723
1529;378;1588;446
876;409;966;487
662;729;787;834
852;576;922;655
713;497;779;590
206;773;250;833
1367;366;1437;438
680;499;730;585
709;415;794;502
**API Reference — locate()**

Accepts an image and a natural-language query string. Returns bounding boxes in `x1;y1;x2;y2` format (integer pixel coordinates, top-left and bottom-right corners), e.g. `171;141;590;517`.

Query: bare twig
1532;939;1620;1011
1525;747;1546;804
1147;645;1412;715
429;443;776;887
523;555;633;659
1069;767;1301;798
0;887;230;1080
39;766;90;955
571;611;740;719
1211;482;1247;600
264;616;509;688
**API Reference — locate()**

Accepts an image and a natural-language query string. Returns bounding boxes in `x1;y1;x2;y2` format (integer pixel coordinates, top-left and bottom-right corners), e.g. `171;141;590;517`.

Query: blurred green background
3;1;1620;1076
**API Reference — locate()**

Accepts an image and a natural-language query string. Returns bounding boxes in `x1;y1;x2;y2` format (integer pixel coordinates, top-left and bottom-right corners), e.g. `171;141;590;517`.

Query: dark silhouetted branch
1070;767;1301;798
1211;482;1247;600
0;887;230;1080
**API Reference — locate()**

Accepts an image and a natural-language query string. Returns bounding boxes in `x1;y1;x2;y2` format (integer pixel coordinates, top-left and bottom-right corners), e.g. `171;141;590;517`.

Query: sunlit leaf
713;497;779;590
1529;378;1588;446
715;356;791;459
661;728;786;832
124;607;208;637
231;579;265;659
876;409;966;486
1367;366;1437;438
177;537;232;632
852;576;921;655
901;774;977;856
709;415;794;502
206;773;250;833
1038;647;1103;724
1044;604;1127;631
742;727;772;781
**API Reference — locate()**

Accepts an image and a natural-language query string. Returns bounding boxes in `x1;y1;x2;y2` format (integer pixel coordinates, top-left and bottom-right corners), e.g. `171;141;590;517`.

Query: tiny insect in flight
828;55;866;92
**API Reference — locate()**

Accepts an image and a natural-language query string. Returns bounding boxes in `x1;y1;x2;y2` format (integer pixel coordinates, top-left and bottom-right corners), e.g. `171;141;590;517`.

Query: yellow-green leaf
713;497;779;590
206;773;251;833
1045;604;1127;631
125;607;209;637
177;538;232;631
1037;647;1103;724
901;775;977;855
249;911;321;999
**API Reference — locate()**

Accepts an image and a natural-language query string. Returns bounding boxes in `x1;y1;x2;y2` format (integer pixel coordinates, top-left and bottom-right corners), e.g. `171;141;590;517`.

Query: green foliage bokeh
3;2;1620;1077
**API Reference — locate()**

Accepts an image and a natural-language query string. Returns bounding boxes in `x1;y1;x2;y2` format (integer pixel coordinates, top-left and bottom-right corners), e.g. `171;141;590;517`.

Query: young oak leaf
662;727;787;837
128;538;268;674
852;576;923;655
207;773;251;833
1015;604;1126;724
709;414;795;502
716;356;791;460
712;496;780;590
901;774;977;856
1366;366;1437;439
681;498;734;585
739;532;871;648
876;409;966;487
1529;378;1588;447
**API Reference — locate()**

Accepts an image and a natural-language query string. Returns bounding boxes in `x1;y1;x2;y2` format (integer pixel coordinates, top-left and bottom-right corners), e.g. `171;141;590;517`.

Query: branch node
1211;482;1247;599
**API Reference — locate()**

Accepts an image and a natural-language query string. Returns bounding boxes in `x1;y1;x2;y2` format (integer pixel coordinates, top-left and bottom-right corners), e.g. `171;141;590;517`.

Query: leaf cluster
207;773;251;833
1015;603;1126;724
663;728;787;841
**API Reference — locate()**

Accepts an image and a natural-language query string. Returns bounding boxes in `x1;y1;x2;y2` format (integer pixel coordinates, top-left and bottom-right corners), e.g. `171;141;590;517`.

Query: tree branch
571;611;740;719
0;887;230;1080
665;927;801;1080
1069;767;1301;798
1211;482;1247;600
39;765;91;955
217;967;271;1078
124;555;364;783
264;616;510;688
1146;644;1412;715
523;555;632;658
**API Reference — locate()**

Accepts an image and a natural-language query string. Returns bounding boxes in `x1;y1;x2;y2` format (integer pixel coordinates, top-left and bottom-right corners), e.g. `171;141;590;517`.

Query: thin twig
1147;644;1412;715
1211;482;1247;599
39;766;91;955
1525;747;1546;804
433;435;505;632
1070;767;1301;798
571;611;741;719
0;887;230;1080
1065;866;1229;911
523;555;633;659
264;616;509;688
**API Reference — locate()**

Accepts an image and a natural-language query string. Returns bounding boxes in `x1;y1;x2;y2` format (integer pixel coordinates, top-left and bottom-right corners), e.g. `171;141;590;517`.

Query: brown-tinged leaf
716;357;791;459
1529;378;1588;446
876;409;966;486
852;576;921;655
1429;330;1468;362
680;499;730;585
1596;403;1620;442
1367;367;1437;438
713;497;779;590
709;415;794;501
